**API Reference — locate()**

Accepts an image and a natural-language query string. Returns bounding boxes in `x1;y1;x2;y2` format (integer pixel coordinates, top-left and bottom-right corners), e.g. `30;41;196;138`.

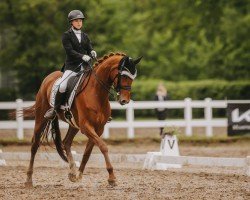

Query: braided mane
93;52;126;68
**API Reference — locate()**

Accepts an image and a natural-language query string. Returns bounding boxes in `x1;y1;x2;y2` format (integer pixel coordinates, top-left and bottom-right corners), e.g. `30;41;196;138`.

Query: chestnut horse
23;52;142;187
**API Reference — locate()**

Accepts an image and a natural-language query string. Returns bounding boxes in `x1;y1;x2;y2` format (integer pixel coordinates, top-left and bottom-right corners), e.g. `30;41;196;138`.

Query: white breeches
57;70;77;93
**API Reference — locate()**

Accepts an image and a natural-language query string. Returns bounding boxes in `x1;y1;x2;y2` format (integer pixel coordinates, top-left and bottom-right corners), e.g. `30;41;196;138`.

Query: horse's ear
134;56;143;65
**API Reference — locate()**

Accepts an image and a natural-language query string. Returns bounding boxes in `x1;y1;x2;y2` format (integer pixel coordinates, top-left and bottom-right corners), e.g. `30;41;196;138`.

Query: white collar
72;27;81;34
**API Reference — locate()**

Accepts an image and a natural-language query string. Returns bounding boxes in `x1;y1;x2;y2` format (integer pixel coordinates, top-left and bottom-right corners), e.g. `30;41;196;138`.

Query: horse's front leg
78;127;104;179
81;124;117;186
63;126;78;182
77;139;95;180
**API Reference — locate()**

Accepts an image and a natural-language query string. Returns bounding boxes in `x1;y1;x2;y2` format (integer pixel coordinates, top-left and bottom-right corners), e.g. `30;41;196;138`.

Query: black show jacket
62;28;93;72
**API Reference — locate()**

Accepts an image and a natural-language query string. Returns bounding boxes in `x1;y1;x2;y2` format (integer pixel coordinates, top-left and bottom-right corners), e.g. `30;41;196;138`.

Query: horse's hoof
108;179;117;187
77;172;83;181
24;181;33;188
68;173;78;182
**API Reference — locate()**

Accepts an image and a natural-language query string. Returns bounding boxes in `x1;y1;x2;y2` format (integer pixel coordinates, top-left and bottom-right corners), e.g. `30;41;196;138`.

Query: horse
22;52;142;187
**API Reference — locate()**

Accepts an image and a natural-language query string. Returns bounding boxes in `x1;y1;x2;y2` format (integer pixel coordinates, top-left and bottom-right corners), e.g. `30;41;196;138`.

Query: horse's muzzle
119;99;129;105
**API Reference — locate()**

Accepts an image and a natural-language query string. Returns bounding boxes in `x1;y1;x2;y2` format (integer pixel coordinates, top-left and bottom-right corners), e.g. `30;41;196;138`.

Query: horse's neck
91;58;116;100
94;56;120;90
95;65;111;85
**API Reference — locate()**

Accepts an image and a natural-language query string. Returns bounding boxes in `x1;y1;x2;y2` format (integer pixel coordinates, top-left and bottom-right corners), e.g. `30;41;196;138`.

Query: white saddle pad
50;73;84;109
50;78;61;108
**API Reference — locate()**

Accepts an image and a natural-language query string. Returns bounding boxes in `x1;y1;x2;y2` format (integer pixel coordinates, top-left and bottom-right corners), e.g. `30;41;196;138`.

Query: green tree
0;0;249;99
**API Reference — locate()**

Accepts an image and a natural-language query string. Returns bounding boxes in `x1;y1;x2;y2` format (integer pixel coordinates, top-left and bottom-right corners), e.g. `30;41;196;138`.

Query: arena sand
0;140;249;200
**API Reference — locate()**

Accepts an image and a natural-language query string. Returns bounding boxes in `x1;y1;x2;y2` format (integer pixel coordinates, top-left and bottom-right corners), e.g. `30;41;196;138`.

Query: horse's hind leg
25;119;47;187
62;126;78;182
25;94;50;187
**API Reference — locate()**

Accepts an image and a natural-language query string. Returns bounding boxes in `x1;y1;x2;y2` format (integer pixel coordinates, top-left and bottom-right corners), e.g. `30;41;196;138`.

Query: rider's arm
62;33;83;59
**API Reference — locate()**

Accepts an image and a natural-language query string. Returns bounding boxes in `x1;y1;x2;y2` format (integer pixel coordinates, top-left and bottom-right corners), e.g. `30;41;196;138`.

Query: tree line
0;0;249;99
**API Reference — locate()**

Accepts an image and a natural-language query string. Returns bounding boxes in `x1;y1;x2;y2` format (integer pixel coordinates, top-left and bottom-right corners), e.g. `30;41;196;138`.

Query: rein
74;62;118;99
76;69;92;95
92;56;134;99
76;56;134;99
93;70;118;99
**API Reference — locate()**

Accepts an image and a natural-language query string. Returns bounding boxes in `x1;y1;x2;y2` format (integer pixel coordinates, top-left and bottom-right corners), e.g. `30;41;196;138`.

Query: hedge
0;80;249;119
121;79;250;119
131;79;250;101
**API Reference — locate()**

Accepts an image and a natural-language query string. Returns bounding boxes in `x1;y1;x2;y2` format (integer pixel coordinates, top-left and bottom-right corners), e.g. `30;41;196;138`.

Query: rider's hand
82;55;91;62
91;50;97;59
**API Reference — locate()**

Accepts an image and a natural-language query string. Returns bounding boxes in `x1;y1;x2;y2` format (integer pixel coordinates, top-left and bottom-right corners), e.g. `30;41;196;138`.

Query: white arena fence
0;98;246;140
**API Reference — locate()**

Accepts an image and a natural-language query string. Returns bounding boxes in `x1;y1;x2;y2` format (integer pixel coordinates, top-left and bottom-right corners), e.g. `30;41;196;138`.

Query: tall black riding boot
44;91;66;120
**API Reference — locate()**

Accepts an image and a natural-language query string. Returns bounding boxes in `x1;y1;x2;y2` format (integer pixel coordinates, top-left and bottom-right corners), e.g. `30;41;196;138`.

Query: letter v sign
167;140;175;149
160;135;180;156
232;109;250;123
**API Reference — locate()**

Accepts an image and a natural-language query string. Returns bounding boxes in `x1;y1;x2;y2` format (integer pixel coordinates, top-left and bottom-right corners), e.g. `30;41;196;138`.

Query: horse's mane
93;52;126;68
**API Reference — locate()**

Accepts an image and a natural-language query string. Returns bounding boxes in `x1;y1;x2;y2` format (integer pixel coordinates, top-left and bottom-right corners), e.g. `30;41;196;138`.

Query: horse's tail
23;104;36;118
51;117;68;162
9;103;36;119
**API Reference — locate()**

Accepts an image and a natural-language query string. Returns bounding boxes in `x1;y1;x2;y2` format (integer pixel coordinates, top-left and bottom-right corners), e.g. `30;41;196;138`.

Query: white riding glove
82;55;91;62
91;50;97;58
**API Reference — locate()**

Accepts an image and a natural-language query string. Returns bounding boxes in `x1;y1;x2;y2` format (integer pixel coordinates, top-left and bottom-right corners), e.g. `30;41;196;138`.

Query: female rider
45;10;97;119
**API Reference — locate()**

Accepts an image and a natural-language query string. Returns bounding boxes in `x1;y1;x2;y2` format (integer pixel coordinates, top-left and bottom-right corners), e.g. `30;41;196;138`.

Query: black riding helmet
68;10;85;22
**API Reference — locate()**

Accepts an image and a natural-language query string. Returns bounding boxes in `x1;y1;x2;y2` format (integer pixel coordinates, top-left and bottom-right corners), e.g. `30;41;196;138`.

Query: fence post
16;99;24;140
184;98;192;136
103;125;109;139
127;100;134;139
246;156;250;176
205;98;213;137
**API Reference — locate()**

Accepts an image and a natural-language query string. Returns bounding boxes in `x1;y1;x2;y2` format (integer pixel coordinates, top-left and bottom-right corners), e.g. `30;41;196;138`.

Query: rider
44;10;97;120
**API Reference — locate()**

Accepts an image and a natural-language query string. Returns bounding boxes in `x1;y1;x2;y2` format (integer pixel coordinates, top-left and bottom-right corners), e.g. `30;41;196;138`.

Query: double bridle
93;56;137;99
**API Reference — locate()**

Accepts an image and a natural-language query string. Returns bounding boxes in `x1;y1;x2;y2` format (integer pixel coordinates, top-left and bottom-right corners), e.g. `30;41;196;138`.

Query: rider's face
72;19;83;29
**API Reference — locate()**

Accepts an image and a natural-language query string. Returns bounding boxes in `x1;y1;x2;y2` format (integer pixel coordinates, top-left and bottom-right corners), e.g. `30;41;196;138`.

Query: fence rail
0;98;248;139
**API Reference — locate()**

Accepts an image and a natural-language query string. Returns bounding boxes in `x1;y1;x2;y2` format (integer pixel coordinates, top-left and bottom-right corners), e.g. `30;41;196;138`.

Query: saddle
50;69;91;128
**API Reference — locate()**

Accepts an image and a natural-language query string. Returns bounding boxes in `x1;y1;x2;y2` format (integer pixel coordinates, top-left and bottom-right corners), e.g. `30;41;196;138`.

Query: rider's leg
44;70;77;120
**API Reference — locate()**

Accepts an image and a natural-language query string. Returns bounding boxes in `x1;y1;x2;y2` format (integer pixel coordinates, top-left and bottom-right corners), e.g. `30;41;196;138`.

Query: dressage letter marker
143;134;181;170
160;135;180;156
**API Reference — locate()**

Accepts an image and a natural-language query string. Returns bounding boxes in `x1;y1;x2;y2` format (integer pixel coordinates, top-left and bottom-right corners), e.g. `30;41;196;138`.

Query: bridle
113;56;137;93
93;56;137;99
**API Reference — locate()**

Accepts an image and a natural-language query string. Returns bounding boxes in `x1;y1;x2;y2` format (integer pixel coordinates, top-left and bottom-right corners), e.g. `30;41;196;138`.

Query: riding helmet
68;10;85;22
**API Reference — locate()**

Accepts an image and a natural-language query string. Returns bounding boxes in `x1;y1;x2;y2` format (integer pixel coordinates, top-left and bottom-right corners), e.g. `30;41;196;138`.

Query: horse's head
112;56;142;105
